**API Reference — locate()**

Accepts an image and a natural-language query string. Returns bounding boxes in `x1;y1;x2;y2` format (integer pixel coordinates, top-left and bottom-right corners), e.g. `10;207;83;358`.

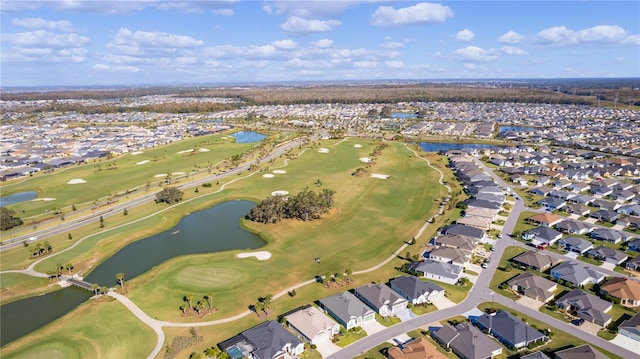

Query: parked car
572;318;585;326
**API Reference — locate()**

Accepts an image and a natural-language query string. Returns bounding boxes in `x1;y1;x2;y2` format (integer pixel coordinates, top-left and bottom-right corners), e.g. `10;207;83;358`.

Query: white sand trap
32;198;56;201
237;251;272;260
318;148;330;153
271;190;289;196
199;148;210;152
222;136;228;140
172;172;186;175
67;178;87;184
272;170;286;174
371;173;390;179
354;144;363;148
262;174;275;178
154;173;167;178
177;149;194;154
136;160;150;165
359;157;372;163
130;151;143;155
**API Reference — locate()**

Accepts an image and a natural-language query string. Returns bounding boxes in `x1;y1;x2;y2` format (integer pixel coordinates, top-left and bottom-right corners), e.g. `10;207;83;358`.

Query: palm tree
91;283;99;295
185;294;193;309
116;272;125;291
179;305;186;315
204;294;213;309
65;263;73;274
345;269;353;282
195;301;203;315
55;263;63;277
100;286;108;295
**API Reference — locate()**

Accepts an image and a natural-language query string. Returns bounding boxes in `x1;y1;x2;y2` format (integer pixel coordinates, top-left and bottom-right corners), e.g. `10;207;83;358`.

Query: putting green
170;265;246;292
7;346;71;359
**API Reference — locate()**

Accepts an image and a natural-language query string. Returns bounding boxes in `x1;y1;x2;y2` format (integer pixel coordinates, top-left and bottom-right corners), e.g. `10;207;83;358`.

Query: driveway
360;319;386;335
600;262;616;271
395;308;417;322
431;295;456;309
516;296;543;309
314;338;341;358
564;251;579;259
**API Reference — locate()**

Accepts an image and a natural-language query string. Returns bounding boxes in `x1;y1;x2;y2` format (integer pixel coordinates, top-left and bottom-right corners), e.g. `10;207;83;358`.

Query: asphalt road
0;137;306;251
327;156;638;359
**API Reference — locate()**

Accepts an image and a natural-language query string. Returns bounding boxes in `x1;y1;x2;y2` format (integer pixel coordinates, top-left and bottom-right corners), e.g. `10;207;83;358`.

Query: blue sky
1;1;639;87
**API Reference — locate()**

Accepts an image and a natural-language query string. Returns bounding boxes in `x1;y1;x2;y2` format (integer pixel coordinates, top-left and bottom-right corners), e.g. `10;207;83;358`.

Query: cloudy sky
1;1;639;87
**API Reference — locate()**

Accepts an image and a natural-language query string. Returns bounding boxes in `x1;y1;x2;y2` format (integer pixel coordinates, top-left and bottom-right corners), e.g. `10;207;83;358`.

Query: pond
391;112;417;119
498;125;538;134
231;131;266;143
418;141;494;153
0;200;264;346
0;191;37;206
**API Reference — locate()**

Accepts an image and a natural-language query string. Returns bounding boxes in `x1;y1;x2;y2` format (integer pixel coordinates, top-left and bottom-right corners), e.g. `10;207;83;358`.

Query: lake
418;141;494;153
498;125;538;134
0;200;264;346
231;131;266;143
0;191;37;206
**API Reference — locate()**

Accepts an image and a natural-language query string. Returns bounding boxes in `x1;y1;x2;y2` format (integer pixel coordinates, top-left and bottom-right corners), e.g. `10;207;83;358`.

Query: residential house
589;209;620;223
387;337;448;359
558;237;593;254
555;220;593;235
549;189;575;201
284;305;340;345
510;175;528;186
426;246;472;267
389;276;444;305
555;289;613;327
586;246;629;265
433;233;477;252
611;190;635;202
599;277;640;308
591;198;622;211
219;320;305;359
591;186;613;197
550;261;605;287
432;322;503;359
520;352;551;359
472;310;548;350
444;224;485;241
512;251;559;271
570;194;596;206
617;216;640;230
529;186;553;197
536;197;566;211
563;203;591;217
627;238;640;251
626;255;640;272
527;212;563;227
465;199;501;211
353;283;408;317
457;216;493;231
409;260;463;285
506;272;557;303
464;207;498;220
618;312;640;343
568;182;591;193
521;226;563;245
318;291;375;330
474;192;506;204
555;345;609;359
590;228;624;244
617;204;640;216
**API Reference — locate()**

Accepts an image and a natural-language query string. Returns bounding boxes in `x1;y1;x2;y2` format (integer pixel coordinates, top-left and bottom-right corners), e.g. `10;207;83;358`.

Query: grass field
0;299;155;359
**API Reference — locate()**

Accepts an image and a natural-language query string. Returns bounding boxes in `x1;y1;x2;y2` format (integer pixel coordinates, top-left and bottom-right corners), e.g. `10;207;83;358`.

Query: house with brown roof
527;212;563;227
387;338;448;359
506;272;557;303
512;251;559;272
599;277;640;308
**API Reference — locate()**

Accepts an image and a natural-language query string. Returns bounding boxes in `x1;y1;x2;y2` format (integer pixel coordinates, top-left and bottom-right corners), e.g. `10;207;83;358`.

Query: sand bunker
172;172;186;175
271;190;289;196
359;157;372;163
371;174;390;179
318;148;330;153
237;251;272;260
154;173;167;178
262;174;275;178
130;151;143;155
221;136;228;140
136;160;150;165
177;149;194;154
67;178;87;184
354;144;363;148
199;148;210;152
272;170;286;174
32;198;56;201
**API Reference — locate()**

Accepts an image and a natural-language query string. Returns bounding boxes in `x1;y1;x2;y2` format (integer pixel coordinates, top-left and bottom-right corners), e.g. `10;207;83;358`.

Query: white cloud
263;1;361;18
353;61;377;68
12;17;74;32
455;29;474;42
370;2;453;27
453;46;498;62
109;28;203;50
2;30;89;47
498;30;524;44
280;16;342;36
381;40;404;49
533;24;638;46
385;60;405;68
213;9;234;16
314;39;333;48
271;39;298;50
500;46;527;55
203;44;280;59
94;64;140;72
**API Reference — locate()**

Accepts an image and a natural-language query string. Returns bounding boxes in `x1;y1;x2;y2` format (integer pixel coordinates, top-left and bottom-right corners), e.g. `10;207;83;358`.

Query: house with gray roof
284;305;340;345
563;203;591;216
472;310;548;349
522;226;563;245
318;291;375;330
536;197;566;211
569;194;595;205
617;215;640;230
555;220;593;235
520;352;551;359
389;276;444;305
590;209;620;223
558;237;593;254
219;320;304;359
426;246;472;267
432;322;503;359
618;312;640;343
443;224;485;240
626;255;640;272
409;259;462;285
555;289;613;327
353;283;408;317
586;246;629;265
512;251;559;272
506;272;557;303
433;233;477;251
590;228;624;244
554;344;608;359
550;261;605;287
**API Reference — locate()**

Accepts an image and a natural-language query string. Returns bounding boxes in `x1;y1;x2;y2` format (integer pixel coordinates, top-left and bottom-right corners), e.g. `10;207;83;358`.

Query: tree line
245;188;335;224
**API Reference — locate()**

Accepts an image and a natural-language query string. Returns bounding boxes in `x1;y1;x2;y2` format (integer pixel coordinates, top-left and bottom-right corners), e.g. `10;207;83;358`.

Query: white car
28;236;38;241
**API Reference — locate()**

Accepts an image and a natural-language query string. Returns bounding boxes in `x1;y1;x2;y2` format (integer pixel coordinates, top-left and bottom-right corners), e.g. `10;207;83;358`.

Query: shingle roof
474;310;547;348
600;277;640;302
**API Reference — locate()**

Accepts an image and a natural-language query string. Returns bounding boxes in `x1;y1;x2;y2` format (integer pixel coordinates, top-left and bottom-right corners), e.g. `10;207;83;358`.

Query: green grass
410;303;437;315
353;342;394;359
376;313;401;327
0;272;56;304
0;299;155;359
435;280;472;304
335;327;368;347
489;246;528;297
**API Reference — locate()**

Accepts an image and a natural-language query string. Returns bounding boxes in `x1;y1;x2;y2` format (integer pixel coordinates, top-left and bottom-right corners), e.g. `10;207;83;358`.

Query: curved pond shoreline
0;200;264;347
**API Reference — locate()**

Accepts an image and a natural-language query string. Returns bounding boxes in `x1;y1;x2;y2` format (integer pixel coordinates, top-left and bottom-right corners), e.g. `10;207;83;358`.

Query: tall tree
156;187;184;204
116;272;125;291
0;207;23;231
